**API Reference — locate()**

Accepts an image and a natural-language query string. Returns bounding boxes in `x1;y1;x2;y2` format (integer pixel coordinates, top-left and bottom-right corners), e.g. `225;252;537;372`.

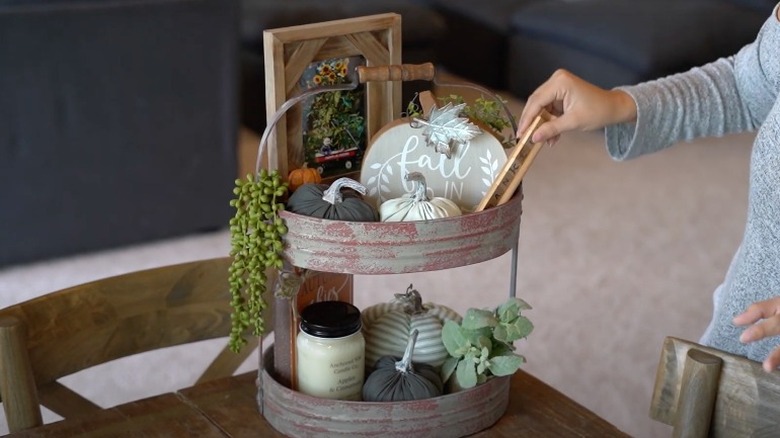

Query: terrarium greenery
405;93;516;148
227;170;289;353
438;94;516;147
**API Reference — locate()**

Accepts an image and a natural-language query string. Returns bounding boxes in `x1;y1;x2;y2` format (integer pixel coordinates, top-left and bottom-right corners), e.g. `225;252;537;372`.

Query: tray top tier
279;189;523;274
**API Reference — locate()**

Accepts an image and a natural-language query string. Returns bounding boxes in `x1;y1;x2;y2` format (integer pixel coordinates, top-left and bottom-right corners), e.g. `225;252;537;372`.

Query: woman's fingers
739;316;780;343
517;70;570;136
734;298;780;326
734;297;780;343
733;303;769;326
518;69;636;145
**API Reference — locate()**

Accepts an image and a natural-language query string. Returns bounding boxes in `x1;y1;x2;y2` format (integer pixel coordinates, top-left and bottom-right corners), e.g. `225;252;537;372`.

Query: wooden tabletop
10;370;629;437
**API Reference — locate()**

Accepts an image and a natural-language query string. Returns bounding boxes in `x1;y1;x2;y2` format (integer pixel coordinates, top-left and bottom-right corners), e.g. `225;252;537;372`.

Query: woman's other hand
733;297;780;372
517;69;637;145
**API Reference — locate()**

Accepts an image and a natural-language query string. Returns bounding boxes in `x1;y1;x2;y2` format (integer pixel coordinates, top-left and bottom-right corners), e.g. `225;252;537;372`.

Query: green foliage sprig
227;170;288;353
441;297;534;388
439;94;515;147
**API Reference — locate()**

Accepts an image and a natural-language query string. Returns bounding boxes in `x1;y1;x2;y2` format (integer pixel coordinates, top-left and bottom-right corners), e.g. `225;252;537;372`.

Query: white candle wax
296;330;365;400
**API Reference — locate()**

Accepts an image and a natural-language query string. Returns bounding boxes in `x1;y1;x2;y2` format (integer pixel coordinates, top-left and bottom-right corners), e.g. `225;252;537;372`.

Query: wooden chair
650;336;780;437
0;257;271;433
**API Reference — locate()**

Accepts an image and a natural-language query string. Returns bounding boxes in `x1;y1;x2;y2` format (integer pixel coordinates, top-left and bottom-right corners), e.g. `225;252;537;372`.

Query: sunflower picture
300;56;367;177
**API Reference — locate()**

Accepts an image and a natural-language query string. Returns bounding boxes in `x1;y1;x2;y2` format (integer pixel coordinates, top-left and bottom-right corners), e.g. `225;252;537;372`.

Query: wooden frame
263;13;403;178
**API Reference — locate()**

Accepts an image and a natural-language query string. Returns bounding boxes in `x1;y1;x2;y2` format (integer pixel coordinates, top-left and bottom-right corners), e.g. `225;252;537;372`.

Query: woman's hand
517;69;637;145
733;297;780;372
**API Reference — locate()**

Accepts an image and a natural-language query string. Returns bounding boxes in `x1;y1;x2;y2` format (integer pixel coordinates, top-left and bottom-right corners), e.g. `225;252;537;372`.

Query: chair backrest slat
197;336;260;385
0;257;273;433
6;258;234;384
650;336;780;436
38;381;102;420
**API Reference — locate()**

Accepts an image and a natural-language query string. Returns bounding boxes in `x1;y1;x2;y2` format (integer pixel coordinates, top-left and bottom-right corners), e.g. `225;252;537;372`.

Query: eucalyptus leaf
488;354;526;376
497;297;532;322
510;315;534;339
442;320;471;357
494;315;534;343
441;356;458;383
461;308;497;330
456;357;478;388
491;342;514;357
493;324;509;344
464;328;493;349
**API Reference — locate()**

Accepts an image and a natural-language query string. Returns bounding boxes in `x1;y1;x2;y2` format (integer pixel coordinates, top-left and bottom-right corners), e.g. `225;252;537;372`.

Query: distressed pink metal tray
259;347;510;438
279;190;523;274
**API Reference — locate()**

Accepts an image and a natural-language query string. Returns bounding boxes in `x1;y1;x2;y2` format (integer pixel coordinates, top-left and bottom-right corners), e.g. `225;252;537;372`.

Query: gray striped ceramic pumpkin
362;284;461;369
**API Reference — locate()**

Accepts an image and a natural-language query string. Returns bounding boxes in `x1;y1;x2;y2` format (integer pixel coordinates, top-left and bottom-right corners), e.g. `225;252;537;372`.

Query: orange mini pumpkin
287;163;321;192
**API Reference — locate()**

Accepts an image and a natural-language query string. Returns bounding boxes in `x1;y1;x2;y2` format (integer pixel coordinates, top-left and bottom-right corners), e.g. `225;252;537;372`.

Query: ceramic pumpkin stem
396;329;420;373
395;284;427;316
322;177;368;205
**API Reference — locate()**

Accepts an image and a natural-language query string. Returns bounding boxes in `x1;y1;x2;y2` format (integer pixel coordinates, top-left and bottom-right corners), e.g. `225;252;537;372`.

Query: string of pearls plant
227;170;288;353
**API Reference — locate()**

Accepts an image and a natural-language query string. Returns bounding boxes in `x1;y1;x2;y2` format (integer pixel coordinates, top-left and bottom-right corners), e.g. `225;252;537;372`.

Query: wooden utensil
474;109;552;211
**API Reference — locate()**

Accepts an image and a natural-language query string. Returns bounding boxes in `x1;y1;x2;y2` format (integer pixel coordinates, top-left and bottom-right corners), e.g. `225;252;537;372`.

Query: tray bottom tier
258;346;510;437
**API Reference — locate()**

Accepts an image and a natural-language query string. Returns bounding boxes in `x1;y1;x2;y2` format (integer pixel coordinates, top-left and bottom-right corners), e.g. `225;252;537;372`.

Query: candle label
329;354;364;396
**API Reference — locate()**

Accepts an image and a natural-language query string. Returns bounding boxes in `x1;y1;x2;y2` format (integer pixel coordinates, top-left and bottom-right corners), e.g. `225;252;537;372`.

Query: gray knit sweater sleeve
604;5;780;363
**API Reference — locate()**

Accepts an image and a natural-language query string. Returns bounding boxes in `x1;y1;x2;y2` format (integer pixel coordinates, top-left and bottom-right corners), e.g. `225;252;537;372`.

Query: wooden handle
357;63;435;83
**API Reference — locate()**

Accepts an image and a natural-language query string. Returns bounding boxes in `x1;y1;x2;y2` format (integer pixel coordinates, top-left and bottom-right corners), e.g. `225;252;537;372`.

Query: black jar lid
299;301;362;338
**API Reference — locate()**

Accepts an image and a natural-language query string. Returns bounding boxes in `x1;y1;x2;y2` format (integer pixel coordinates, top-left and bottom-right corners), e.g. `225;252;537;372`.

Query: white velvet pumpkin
379;172;461;221
362;284;462;369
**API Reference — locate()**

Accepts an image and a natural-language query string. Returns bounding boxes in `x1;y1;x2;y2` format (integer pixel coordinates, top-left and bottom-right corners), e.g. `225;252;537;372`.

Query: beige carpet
0;112;753;436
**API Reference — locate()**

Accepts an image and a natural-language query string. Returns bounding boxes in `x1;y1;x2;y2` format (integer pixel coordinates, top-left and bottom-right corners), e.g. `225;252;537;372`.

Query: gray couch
425;0;777;97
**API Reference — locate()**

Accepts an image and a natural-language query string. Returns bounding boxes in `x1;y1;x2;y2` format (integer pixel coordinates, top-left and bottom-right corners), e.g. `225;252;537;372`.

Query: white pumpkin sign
360;119;507;212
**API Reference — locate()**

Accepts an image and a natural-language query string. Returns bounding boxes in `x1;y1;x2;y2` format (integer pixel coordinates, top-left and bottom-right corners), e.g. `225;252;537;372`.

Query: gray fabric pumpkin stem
321;177;367;205
395;329;419;373
405;172;429;202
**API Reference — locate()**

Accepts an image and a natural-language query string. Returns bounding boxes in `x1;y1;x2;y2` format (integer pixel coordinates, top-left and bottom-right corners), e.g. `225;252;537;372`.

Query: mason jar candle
296;301;365;400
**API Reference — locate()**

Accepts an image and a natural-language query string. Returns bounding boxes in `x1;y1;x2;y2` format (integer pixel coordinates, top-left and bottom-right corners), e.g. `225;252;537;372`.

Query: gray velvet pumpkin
362;329;443;402
286;177;378;221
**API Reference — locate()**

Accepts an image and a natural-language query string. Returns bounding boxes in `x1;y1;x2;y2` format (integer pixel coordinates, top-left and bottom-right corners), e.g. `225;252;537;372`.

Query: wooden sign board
360;120;507;212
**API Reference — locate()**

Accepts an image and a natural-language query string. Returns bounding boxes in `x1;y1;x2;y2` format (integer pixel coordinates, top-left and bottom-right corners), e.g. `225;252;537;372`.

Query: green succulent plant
441;297;534;389
227;170;288;353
